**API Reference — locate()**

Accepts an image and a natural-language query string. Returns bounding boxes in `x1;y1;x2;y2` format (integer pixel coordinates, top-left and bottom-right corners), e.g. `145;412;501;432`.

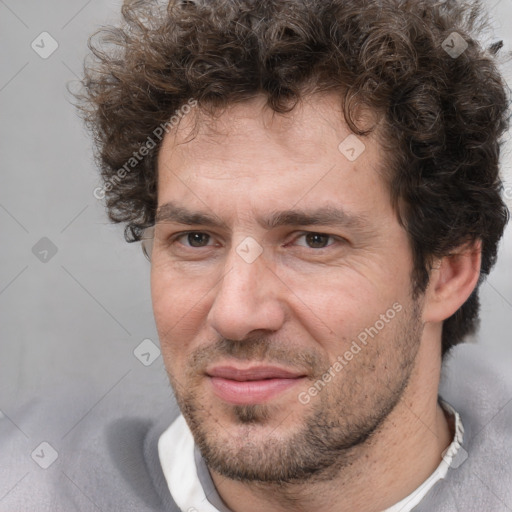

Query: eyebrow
155;201;368;231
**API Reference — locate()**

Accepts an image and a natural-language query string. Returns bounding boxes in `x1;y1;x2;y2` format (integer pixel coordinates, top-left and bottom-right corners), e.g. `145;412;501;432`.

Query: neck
210;330;452;512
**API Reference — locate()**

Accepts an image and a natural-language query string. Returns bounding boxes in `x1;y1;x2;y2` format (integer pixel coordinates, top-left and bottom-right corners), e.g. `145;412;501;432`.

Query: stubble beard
168;303;422;485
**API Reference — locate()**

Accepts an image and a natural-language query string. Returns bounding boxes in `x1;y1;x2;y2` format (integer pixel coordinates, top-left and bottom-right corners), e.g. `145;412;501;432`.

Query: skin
151;93;481;512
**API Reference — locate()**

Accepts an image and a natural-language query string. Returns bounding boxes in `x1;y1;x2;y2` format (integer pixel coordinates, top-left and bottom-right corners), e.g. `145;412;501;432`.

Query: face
151;93;423;483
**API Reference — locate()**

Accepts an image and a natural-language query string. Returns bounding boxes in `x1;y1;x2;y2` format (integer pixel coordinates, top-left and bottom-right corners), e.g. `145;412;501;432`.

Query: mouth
205;365;307;405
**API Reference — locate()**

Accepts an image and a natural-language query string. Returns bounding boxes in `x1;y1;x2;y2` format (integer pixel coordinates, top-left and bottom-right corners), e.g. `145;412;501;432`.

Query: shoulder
440;342;512;445
0;369;182;511
417;342;512;511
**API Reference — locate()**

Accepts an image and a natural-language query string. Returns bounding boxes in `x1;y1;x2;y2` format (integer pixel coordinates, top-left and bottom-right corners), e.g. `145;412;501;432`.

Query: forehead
155;92;391;222
159;92;381;165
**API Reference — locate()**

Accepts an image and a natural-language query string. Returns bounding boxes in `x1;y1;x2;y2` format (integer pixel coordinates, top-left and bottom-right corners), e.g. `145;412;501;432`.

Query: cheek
151;263;204;319
150;267;213;356
280;266;407;358
279;265;387;322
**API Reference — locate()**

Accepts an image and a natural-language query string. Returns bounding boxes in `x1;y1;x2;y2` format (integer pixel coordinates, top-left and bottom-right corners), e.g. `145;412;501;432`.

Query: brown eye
304;233;332;248
186;232;211;247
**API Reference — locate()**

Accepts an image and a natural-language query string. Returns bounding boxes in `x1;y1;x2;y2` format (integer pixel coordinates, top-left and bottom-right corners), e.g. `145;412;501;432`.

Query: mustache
188;334;327;376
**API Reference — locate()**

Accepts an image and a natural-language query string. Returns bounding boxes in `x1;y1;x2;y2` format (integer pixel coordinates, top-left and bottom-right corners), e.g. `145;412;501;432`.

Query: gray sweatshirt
1;343;511;511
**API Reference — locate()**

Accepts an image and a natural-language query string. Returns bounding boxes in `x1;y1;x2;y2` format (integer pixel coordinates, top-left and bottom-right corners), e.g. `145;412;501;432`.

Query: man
72;0;511;510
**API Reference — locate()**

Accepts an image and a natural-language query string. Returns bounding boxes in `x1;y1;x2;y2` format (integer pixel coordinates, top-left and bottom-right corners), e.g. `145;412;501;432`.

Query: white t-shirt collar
158;399;464;512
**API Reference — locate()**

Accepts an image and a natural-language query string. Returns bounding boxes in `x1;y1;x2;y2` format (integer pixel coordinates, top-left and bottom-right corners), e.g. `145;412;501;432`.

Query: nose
206;247;286;341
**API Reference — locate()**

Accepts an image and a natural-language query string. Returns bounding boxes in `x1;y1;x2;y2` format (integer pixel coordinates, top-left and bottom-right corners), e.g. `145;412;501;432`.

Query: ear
422;240;482;323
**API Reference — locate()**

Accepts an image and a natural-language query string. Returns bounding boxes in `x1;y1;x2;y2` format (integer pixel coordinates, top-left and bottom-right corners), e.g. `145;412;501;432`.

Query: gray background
0;0;511;502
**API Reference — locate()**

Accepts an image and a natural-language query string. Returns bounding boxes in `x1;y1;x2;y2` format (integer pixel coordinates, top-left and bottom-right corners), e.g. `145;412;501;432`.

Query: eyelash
169;231;344;250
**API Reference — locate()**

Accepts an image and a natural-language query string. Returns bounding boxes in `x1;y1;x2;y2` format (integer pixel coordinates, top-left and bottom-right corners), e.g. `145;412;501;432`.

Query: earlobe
422;241;482;323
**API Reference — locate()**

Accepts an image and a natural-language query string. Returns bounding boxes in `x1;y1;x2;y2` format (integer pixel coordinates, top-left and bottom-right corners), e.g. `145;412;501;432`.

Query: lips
207;365;304;381
206;365;306;405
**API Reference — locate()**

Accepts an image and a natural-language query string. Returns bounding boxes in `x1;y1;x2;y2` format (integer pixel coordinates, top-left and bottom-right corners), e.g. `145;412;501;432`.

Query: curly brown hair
78;0;510;358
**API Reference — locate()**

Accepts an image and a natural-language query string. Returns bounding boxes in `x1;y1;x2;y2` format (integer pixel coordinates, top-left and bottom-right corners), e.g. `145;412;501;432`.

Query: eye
293;232;337;249
176;231;215;248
